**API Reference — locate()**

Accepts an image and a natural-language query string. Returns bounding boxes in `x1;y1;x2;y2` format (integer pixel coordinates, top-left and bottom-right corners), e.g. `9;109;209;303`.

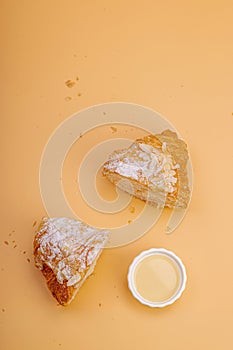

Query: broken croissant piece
34;217;109;306
103;129;190;208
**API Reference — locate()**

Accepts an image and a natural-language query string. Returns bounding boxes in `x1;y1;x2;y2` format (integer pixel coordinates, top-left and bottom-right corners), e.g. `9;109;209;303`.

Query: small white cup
127;248;187;308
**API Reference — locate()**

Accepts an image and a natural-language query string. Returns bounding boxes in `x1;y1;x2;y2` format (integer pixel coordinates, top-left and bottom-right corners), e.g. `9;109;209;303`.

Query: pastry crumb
23;251;26;254
128;220;132;224
65;80;75;88
99;303;102;307
4;241;9;245
65;96;72;102
2;308;5;312
33;221;37;227
77;93;82;97
129;205;135;213
110;126;117;133
13;244;17;248
76;76;79;81
27;258;31;263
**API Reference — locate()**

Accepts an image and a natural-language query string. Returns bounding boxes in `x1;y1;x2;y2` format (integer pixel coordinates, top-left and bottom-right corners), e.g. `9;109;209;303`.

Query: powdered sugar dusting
103;141;179;193
34;218;109;286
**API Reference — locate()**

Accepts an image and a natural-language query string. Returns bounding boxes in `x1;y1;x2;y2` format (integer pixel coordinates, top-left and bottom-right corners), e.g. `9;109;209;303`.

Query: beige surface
1;1;233;349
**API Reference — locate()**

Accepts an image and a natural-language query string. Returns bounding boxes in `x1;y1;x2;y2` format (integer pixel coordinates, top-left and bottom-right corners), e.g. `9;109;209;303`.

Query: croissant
34;217;109;306
103;129;190;208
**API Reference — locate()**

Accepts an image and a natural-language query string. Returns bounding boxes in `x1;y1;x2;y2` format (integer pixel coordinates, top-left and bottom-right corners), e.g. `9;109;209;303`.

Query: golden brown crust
34;228;74;306
103;129;190;208
33;217;109;306
41;264;75;306
156;130;190;208
136;133;179;206
136;134;163;149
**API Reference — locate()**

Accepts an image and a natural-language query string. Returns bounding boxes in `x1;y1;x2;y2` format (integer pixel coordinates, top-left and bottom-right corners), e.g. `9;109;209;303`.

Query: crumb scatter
129;205;135;213
65;96;72;101
110;126;117;133
65;80;75;88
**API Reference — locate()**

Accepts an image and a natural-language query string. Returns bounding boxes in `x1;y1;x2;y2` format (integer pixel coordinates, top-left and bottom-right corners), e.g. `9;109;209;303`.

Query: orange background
1;1;233;349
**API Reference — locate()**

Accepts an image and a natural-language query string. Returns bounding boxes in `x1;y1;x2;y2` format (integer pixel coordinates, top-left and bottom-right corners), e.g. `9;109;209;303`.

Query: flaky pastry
34;217;109;306
103;130;190;208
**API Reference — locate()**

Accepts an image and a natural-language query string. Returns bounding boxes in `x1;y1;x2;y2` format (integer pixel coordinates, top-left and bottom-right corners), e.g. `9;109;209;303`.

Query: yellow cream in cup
128;248;187;307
